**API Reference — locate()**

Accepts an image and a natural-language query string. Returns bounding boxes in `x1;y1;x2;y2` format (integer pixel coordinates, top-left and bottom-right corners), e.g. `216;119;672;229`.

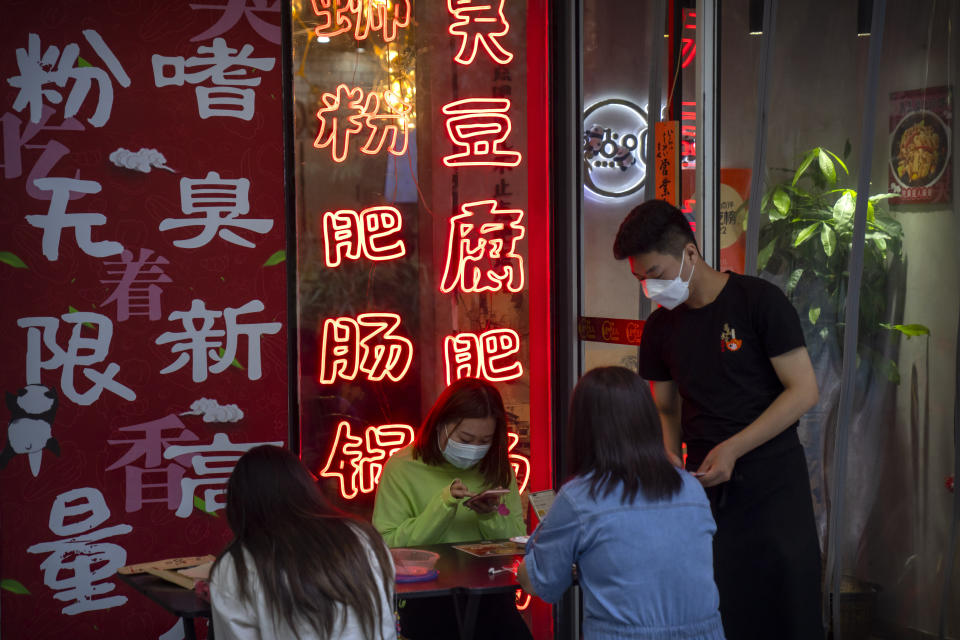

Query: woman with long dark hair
373;377;531;639
210;445;396;640
518;367;724;640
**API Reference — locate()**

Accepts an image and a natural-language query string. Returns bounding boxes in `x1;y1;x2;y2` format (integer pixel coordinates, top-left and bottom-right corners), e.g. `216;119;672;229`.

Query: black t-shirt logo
720;323;743;352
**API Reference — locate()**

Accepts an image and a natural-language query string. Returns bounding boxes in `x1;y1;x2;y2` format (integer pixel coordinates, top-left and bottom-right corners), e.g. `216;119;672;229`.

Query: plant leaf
821;224;836;257
794;222;820;247
885;359;901;384
818;149;837;185
873;236;887;253
808;306;821;325
194;495;219;517
786;268;804;295
757;238;776;271
772;187;791;218
1;579;30;595
0;252;28;269
833;190;856;223
843;139;852;160
824;148;849;176
792;149;818;186
879;323;931;337
217;347;245;370
263;250;286;267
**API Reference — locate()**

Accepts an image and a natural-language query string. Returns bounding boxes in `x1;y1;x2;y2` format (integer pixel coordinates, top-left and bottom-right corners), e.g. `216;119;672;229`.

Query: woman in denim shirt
518;367;725;640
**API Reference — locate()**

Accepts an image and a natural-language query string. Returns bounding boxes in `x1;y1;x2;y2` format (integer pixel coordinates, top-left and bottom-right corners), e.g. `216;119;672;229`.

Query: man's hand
695;440;739;487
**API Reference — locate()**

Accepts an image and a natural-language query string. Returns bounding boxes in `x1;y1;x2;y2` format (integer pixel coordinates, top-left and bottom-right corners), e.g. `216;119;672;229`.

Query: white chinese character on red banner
447;0;513;66
158;171;274;248
323;205;406;267
106;415;199;512
318;313;413;384
312;0;411;42
1;105;85;199
9;31;131;127
101;248;172;322
163;432;283;518
314;85;410;163
320;421;414;499
25;177;124;261
190;0;281;44
444;328;522;384
442;98;521;167
155;299;282;383
441;199;525;293
18;312;136;406
26;488;132;615
152;38;275;120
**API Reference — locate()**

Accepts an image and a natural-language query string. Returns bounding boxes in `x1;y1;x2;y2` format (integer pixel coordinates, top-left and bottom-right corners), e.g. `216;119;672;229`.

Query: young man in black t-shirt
614;199;825;639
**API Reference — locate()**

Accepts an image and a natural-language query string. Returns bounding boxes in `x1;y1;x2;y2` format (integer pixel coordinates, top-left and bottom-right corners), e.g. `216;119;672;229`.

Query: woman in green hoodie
373;377;531;639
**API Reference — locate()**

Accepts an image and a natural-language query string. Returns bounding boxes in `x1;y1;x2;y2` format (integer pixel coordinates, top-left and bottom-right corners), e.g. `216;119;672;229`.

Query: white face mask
440;426;491;469
642;251;694;310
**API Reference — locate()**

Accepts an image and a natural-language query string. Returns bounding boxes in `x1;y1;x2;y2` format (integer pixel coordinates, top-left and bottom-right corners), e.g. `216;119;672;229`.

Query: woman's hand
450;478;473;500
463;494;498;514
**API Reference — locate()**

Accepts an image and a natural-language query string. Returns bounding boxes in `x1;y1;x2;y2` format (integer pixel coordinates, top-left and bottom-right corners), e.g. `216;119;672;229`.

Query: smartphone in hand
463;488;509;510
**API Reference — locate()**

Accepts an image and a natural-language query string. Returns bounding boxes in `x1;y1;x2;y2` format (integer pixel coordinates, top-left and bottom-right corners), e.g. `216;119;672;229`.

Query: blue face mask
440;426;491;469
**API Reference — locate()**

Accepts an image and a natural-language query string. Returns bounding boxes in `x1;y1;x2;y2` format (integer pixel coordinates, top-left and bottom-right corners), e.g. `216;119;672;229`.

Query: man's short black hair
612;199;699;260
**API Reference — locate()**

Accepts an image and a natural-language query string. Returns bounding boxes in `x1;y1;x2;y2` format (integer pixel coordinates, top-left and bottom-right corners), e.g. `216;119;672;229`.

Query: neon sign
440;199;525;294
312;0;412;43
442;98;521;167
447;0;513;66
323;205;406;267
315;85;409;163
318;313;413;384
444;328;522;385
507;432;529;494
320;421;415;499
582;98;648;199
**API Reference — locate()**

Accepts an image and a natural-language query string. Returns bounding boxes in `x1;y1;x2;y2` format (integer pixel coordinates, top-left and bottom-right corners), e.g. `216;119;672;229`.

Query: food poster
0;2;288;638
889;86;952;204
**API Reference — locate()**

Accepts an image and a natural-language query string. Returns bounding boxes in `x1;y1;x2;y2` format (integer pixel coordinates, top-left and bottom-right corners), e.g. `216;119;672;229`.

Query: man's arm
651;379;683;468
696;345;819;487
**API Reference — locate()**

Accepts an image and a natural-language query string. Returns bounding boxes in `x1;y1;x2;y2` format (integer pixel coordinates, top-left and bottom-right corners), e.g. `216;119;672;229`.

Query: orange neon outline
312;0;411;43
446;0;514;66
360;91;410;157
443;328;523;385
319;420;365;499
319;421;414;499
322;206;406;267
318;312;413;384
357;312;414;382
314;84;365;163
440;200;525;294
441;98;522;168
515;590;532;611
507;432;530;494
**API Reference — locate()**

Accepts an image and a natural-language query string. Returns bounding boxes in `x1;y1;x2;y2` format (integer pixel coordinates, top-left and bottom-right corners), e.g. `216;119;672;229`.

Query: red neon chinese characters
318;313;413;384
320;421;414;499
680;10;696;69
447;0;514;66
315;85;409;163
323;206;406;267
312;0;412;43
441;199;525;293
444;328;522;385
442;98;521;168
507;432;530;494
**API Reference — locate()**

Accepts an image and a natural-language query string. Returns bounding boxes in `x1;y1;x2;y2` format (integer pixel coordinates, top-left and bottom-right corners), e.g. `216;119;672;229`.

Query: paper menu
528;489;556;519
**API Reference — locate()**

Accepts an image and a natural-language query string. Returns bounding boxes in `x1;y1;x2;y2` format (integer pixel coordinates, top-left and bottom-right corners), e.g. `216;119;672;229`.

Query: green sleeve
373;461;461;548
476;473;526;540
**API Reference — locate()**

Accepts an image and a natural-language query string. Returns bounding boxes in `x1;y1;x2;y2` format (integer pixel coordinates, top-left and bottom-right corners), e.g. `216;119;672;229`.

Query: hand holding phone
463;488;509;513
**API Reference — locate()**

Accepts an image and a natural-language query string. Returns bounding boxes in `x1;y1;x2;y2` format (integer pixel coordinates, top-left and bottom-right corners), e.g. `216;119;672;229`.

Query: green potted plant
756;144;929;380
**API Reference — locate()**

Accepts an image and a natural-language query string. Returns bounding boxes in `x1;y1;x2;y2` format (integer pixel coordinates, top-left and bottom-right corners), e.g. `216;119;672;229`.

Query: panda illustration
1;385;60;477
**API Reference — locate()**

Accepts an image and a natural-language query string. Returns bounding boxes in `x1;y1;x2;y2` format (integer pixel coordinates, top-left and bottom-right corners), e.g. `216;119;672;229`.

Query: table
118;541;523;640
117;573;212;640
394;542;523;640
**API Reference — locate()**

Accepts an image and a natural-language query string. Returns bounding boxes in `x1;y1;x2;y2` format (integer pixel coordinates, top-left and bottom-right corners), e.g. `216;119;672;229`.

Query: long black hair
213;445;393;640
568;366;682;503
412;377;512;489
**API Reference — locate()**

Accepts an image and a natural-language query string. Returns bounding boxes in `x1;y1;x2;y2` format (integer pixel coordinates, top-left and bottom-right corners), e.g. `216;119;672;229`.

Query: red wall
0;3;287;638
